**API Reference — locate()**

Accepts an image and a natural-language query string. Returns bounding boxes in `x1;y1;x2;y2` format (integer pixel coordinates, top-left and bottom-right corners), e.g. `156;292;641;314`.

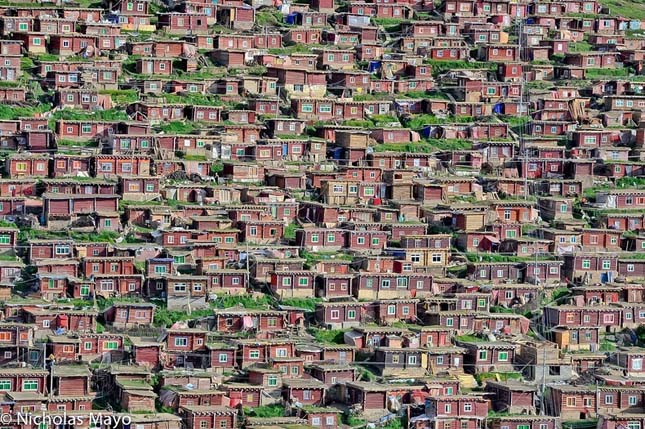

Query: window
0;380;11;391
55;245;70;255
582;259;591;269
104;341;118;350
478;350;487;361
408;355;417;365
348;310;356;319
498;351;509;361
249;350;260;359
566;397;576;407
602;260;611;270
22;380;38;391
605;394;614;405
446;318;454;327
464;403;472;412
629;396;638;405
268;376;278;386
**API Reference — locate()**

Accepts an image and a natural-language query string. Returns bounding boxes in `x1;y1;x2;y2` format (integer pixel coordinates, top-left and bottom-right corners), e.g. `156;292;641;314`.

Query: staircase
457;373;478;389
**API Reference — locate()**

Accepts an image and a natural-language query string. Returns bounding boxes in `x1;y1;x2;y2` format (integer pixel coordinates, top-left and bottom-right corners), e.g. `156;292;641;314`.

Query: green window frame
0;380;11;390
22;380;38;391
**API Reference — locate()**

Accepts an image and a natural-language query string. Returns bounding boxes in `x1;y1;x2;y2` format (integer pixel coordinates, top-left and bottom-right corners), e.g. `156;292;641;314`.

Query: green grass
586;67;635;78
374;139;472;153
280;297;322;311
474;372;522;385
57;139;98;148
0;104;50;120
598;0;645;19
569;41;593;52
20;229;119;244
268;43;325;55
464;253;555;263
157;121;199;134
403;114;474;129
99;89;139;105
283;223;298;240
164;93;225;106
455;334;487;342
551;287;571;302
245;404;285;418
344;415;367;426
211;295;273;310
600;339;617;351
424;59;496;76
255;8;285;26
50;109;129;122
308;327;346;345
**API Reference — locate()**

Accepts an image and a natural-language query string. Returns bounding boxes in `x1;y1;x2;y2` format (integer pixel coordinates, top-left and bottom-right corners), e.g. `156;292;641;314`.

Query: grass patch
57;139;98;147
0;104;50;120
308;327;346;345
464;253;555;263
211;295;273;310
455;334;487;342
551;287;570;302
424;59;496;76
245;404;284;418
50;109;129;122
569;41;593;52
586;67;635;79
99;89;139;105
268;43;325;55
403;114;474;129
374;139;472;153
157;121;199;134
474;372;522;385
598;0;645;19
283;223;298;240
164;93;225;106
280;297;322;311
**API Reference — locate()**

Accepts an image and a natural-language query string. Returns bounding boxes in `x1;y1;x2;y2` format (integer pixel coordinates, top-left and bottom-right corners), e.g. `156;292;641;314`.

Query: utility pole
540;346;547;415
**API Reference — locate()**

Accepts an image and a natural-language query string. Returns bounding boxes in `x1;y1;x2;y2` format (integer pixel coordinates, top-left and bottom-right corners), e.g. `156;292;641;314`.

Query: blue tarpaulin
286;13;298;25
368;61;381;73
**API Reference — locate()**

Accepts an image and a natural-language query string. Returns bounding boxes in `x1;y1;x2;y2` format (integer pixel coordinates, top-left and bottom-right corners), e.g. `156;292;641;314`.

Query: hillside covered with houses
0;0;643;428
